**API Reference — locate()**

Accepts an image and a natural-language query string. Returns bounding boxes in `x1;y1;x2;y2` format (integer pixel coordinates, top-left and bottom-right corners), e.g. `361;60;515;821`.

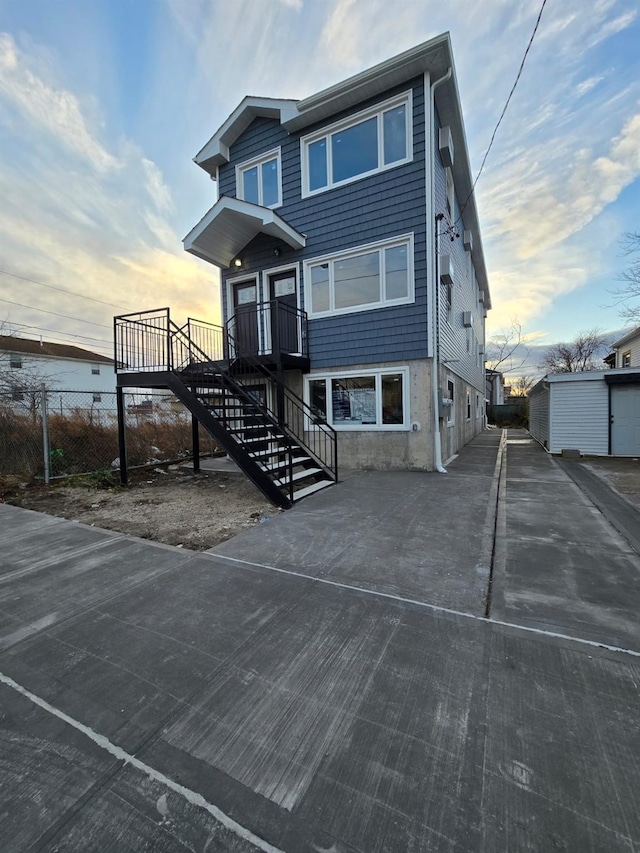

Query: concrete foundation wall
439;367;485;463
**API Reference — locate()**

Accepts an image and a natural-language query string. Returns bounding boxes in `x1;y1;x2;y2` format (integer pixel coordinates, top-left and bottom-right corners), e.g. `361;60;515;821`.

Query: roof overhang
611;325;640;349
183;196;306;269
195;97;299;176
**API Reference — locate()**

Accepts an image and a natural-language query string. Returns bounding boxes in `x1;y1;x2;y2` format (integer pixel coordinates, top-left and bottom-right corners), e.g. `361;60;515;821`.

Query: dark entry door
269;271;298;355
232;280;259;356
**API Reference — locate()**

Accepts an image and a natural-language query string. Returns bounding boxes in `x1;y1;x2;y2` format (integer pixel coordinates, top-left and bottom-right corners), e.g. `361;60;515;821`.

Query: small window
11;388;24;402
91;365;100;375
622;351;631;368
447;379;455;426
302;92;412;196
466;390;471;421
93;393;102;403
9;355;22;369
236;148;282;208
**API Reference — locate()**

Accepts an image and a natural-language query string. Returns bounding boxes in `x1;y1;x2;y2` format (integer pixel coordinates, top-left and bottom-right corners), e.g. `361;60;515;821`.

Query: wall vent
439;127;454;167
439;254;454;285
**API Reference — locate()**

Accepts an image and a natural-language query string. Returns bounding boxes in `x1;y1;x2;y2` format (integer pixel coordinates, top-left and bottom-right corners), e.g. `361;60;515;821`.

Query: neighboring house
609;325;640;368
115;34;491;507
0;335;115;413
486;369;505;405
529;369;640;456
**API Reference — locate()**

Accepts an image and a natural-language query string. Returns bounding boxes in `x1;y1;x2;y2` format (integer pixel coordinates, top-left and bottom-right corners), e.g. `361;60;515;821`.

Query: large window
305;235;414;318
236;148;281;208
302;92;412;196
306;368;408;430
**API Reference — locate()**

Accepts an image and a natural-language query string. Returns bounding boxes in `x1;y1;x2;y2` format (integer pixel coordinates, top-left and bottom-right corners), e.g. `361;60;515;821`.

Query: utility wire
0;268;129;310
456;0;548;225
6;321;112;347
0;297;111;329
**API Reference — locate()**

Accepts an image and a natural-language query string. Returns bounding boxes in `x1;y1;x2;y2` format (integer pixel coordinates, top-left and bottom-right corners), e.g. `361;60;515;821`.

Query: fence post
41;383;50;484
116;386;128;485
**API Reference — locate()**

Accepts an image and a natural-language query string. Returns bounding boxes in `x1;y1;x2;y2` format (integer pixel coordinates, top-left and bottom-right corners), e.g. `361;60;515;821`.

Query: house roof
183;196;306;268
192;33;490;306
0;335;113;363
611;325;640;349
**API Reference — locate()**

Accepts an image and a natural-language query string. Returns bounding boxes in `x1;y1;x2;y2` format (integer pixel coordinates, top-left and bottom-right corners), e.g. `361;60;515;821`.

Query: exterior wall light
233;258;243;267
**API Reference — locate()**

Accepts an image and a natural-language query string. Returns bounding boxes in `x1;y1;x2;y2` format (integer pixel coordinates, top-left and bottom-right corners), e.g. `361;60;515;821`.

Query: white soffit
183;197;306;269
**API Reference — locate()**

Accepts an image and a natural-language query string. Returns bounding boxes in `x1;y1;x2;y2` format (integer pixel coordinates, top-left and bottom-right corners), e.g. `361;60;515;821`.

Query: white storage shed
528;369;640;456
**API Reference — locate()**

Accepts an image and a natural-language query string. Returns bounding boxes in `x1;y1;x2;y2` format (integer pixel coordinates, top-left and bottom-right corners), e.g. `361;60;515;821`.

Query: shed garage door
611;384;640;455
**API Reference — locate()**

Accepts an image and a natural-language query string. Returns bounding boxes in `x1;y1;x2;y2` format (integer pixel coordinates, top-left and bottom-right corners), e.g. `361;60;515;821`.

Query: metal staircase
114;308;337;508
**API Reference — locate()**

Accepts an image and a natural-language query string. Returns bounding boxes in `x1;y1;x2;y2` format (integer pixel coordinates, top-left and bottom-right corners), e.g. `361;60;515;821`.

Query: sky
0;0;639;363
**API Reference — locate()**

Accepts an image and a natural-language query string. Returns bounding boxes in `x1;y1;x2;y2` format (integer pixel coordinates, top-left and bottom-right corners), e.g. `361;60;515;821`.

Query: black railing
226;300;308;360
114;306;337;495
225;323;337;484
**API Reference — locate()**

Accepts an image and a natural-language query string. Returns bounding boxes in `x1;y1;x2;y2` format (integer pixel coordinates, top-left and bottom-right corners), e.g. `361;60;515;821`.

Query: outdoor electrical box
463;311;473;327
439;391;453;418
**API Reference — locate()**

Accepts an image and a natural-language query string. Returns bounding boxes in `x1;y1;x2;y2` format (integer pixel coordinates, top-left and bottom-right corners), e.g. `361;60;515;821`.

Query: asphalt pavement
0;429;639;852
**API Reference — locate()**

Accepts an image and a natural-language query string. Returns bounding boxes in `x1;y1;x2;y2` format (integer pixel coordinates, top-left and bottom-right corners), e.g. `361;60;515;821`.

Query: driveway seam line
0;670;284;853
205;553;640;658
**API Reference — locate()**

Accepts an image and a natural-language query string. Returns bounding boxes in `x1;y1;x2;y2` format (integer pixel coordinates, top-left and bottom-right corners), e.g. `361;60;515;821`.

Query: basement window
305;368;409;430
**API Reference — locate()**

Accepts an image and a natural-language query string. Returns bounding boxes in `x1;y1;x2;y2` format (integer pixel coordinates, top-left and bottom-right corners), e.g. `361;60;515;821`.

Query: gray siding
549;379;609;455
528;382;549;447
218;78;428;369
433;111;485;394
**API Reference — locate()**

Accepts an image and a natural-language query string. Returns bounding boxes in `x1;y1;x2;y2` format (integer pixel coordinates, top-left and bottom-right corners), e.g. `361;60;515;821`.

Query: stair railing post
191;384;200;473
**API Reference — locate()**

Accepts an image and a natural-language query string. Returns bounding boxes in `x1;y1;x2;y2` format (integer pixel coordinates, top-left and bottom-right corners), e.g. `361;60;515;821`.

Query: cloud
0;31;220;348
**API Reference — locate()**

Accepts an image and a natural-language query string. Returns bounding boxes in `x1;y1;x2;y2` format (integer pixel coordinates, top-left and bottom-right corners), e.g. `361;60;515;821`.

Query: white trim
300;90;413;198
304;366;410;431
235;147;282;209
303;233;415;319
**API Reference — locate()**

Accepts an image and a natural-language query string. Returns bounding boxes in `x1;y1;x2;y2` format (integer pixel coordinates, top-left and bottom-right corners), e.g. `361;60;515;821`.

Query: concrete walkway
1;431;639;852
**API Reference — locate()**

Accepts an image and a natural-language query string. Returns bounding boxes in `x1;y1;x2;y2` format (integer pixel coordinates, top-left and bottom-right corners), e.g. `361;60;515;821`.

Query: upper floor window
236;148;281;208
9;354;22;369
91;365;101;375
301;92;412;197
622;351;631;368
304;234;414;318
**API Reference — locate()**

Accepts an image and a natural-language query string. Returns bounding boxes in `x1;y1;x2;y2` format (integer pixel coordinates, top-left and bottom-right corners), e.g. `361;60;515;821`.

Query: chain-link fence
0;388;218;481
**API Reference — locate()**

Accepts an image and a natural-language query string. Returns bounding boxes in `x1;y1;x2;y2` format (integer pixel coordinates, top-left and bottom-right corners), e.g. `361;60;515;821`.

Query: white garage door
611;384;640;455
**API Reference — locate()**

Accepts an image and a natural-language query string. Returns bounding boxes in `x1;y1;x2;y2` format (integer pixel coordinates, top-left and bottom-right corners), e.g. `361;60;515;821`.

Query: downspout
425;67;452;473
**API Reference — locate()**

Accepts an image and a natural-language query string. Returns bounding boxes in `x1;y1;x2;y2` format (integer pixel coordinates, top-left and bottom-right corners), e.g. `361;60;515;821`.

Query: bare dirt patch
1;466;278;551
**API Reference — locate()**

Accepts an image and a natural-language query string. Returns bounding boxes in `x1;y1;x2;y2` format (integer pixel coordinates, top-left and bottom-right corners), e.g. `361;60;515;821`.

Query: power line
6;320;112;347
456;0;549;225
0;297;111;329
0;268;129;310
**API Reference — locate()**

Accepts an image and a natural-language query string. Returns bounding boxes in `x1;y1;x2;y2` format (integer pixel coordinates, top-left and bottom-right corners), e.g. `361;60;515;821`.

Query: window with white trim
305;235;414;318
93;393;102;403
9;354;22;369
466;390;471;421
306;368;409;430
301;92;412;196
91;365;100;375
236;148;281;208
622;351;631;368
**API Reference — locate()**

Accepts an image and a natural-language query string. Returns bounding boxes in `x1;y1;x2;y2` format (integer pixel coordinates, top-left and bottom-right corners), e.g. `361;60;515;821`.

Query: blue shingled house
114;33;491;507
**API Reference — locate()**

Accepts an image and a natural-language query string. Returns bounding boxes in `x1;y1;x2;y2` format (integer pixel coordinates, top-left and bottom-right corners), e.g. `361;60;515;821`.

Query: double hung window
236;148;281;208
302;92;412;196
305;234;414;318
307;368;408;430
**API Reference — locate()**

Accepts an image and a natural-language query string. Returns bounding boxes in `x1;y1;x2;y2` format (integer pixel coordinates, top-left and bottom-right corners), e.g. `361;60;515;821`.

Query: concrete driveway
1;429;639;852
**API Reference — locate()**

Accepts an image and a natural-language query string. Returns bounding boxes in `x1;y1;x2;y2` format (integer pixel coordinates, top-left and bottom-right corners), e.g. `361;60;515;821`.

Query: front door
269;271;298;355
232;280;259;356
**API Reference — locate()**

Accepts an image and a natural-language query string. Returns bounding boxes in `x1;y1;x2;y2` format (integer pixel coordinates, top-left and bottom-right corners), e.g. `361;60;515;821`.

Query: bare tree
509;375;535;397
486;319;530;375
610;232;640;323
539;328;609;374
